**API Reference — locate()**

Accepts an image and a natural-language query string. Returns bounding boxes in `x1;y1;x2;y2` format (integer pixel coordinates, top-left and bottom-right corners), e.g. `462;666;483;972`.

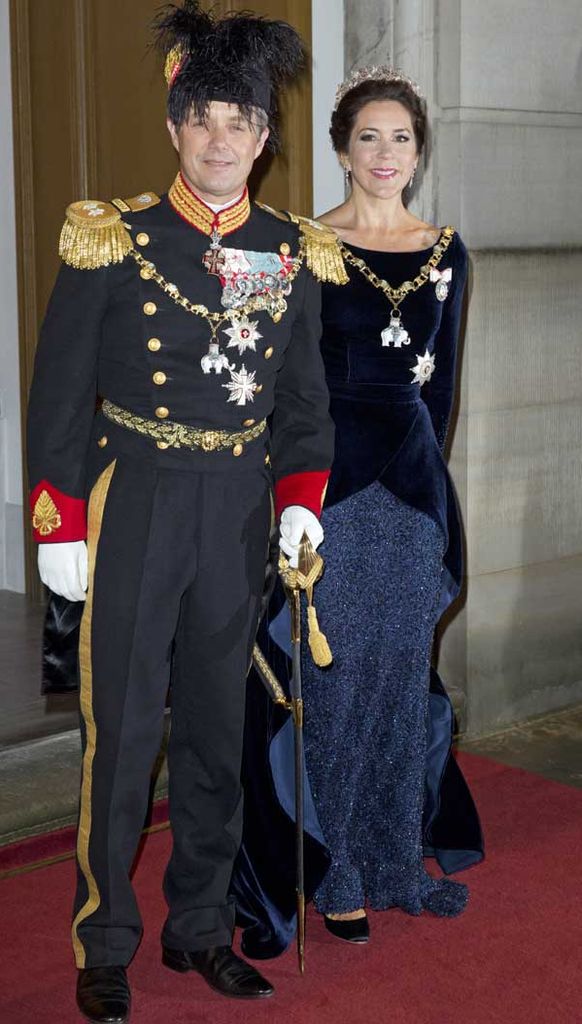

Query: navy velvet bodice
321;231;468;451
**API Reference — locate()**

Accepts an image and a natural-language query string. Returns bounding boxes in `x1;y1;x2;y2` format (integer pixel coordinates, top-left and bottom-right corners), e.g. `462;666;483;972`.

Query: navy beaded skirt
232;383;483;957
304;482;465;916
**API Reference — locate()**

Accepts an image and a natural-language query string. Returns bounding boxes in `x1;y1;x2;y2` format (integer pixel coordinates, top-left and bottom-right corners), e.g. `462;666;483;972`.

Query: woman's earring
408;166;417;189
344;166;351;188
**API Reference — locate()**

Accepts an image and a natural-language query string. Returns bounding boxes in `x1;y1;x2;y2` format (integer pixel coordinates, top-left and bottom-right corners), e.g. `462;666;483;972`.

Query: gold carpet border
71;460;116;968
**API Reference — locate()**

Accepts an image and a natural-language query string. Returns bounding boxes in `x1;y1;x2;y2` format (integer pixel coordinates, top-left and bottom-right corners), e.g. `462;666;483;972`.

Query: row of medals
199;231;451;395
199;230;292;399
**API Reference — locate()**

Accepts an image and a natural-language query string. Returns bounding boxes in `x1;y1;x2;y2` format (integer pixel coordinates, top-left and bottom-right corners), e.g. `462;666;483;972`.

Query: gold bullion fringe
71;459;116;968
59;210;133;270
289;214;349;286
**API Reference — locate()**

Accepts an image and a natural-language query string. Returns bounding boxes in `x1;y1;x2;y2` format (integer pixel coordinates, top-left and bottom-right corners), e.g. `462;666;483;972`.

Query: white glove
279;505;324;568
38;541;88;602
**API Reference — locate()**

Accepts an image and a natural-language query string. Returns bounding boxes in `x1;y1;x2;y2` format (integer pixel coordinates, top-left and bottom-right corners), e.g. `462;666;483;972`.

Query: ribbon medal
218;248;296;313
430;267;452;302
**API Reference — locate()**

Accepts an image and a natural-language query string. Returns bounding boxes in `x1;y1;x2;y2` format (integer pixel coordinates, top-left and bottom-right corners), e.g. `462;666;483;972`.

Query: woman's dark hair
330;78;427;156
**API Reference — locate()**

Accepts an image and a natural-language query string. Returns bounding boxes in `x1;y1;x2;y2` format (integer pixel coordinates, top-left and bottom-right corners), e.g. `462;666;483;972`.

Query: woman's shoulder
446;228;468;267
315;204;349;235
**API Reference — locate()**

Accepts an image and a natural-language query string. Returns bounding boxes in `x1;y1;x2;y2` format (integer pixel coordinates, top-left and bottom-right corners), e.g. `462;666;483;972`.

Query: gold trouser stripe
71;460;116;968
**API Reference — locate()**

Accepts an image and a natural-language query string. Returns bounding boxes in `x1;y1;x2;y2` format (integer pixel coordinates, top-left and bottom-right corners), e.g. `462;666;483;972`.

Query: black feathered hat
153;1;305;152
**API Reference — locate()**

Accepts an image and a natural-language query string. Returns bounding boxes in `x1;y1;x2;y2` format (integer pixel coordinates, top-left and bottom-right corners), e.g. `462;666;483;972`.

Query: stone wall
443;249;582;734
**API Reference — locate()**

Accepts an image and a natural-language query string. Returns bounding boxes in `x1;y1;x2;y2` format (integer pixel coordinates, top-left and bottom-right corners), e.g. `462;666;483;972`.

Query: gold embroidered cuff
32;489;62;536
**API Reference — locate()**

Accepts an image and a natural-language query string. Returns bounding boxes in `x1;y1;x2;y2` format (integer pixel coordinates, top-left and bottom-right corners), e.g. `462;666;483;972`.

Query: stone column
344;0;582;735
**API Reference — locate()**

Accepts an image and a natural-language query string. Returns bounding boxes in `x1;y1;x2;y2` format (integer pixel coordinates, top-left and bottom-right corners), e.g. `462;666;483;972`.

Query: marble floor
0;588;581;846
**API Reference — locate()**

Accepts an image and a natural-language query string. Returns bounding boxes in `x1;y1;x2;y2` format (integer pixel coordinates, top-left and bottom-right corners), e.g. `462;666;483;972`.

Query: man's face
167;101;269;204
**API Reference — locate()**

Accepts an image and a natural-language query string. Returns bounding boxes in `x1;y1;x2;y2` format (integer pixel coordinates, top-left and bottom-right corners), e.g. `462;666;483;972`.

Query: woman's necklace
339;226;454;348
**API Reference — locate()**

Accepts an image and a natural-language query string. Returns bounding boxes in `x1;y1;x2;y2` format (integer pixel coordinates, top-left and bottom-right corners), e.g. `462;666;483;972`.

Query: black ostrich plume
152;1;305;152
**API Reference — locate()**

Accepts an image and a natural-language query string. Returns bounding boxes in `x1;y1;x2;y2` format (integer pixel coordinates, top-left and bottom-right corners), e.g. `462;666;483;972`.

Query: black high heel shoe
324;914;370;944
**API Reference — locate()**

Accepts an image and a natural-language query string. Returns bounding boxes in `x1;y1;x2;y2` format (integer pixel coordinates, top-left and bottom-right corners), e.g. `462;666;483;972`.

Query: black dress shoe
162;944;274;999
76;966;130;1023
324;914;370;944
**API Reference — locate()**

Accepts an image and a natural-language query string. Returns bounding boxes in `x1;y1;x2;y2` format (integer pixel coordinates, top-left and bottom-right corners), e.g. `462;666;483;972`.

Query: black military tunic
27;178;335;968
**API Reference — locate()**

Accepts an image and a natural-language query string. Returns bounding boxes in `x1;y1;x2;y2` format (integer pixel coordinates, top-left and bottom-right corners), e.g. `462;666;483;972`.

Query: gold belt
101;400;267;453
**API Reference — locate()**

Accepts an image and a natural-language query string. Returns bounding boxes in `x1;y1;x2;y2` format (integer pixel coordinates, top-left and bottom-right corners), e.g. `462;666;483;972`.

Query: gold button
148;337;161;352
280;242;290;256
152;371;167;385
273;312;282;324
256;384;263;393
157;441;169;450
232;443;244;457
140;266;153;280
143;301;157;316
97;435;108;448
136;232;150;246
242;418;255;427
264;347;273;359
155;406;169;419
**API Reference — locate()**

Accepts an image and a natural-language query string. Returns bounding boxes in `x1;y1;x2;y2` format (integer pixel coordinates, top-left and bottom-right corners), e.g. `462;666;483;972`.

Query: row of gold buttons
146;330;168;415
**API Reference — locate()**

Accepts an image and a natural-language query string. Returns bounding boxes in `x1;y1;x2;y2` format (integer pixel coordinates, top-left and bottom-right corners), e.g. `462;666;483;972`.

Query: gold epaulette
256;203;349;285
287;213;349;286
59;200;133;270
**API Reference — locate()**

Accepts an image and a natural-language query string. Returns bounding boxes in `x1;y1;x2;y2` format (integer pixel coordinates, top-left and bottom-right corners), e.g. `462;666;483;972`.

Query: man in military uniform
27;4;343;1021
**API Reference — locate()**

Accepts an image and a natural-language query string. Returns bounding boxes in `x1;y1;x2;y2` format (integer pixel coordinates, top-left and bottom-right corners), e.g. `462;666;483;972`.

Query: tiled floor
0;589;581;846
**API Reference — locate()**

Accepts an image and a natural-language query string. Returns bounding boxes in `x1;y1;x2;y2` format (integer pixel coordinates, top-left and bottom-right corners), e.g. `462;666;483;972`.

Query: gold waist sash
101;400;267;453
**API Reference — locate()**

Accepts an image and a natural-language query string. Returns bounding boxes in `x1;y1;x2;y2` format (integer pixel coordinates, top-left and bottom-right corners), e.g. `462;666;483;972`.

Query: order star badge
222;364;257;405
223;316;262;355
411;349;436;386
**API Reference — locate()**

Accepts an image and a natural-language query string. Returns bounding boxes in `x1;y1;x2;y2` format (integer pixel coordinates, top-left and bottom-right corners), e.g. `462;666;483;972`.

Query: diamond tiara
333;65;424;111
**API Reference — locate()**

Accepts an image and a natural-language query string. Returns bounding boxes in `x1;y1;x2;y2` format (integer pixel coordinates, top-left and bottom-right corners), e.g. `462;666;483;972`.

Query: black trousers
72;453;271;968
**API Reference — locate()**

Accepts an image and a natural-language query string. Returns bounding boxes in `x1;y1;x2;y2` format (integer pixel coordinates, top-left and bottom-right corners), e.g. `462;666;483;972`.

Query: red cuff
30;481;87;543
274;470;330;520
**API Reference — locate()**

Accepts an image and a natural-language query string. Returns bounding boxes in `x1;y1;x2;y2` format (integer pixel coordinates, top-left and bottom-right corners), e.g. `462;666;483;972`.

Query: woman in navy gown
300;66;481;942
234;66;482;956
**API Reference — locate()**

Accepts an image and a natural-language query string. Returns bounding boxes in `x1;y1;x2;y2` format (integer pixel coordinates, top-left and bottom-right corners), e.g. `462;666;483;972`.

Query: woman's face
345;99;418;199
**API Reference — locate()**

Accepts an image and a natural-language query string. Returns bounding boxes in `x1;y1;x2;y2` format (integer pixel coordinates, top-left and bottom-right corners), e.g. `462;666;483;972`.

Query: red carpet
1;753;580;1024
